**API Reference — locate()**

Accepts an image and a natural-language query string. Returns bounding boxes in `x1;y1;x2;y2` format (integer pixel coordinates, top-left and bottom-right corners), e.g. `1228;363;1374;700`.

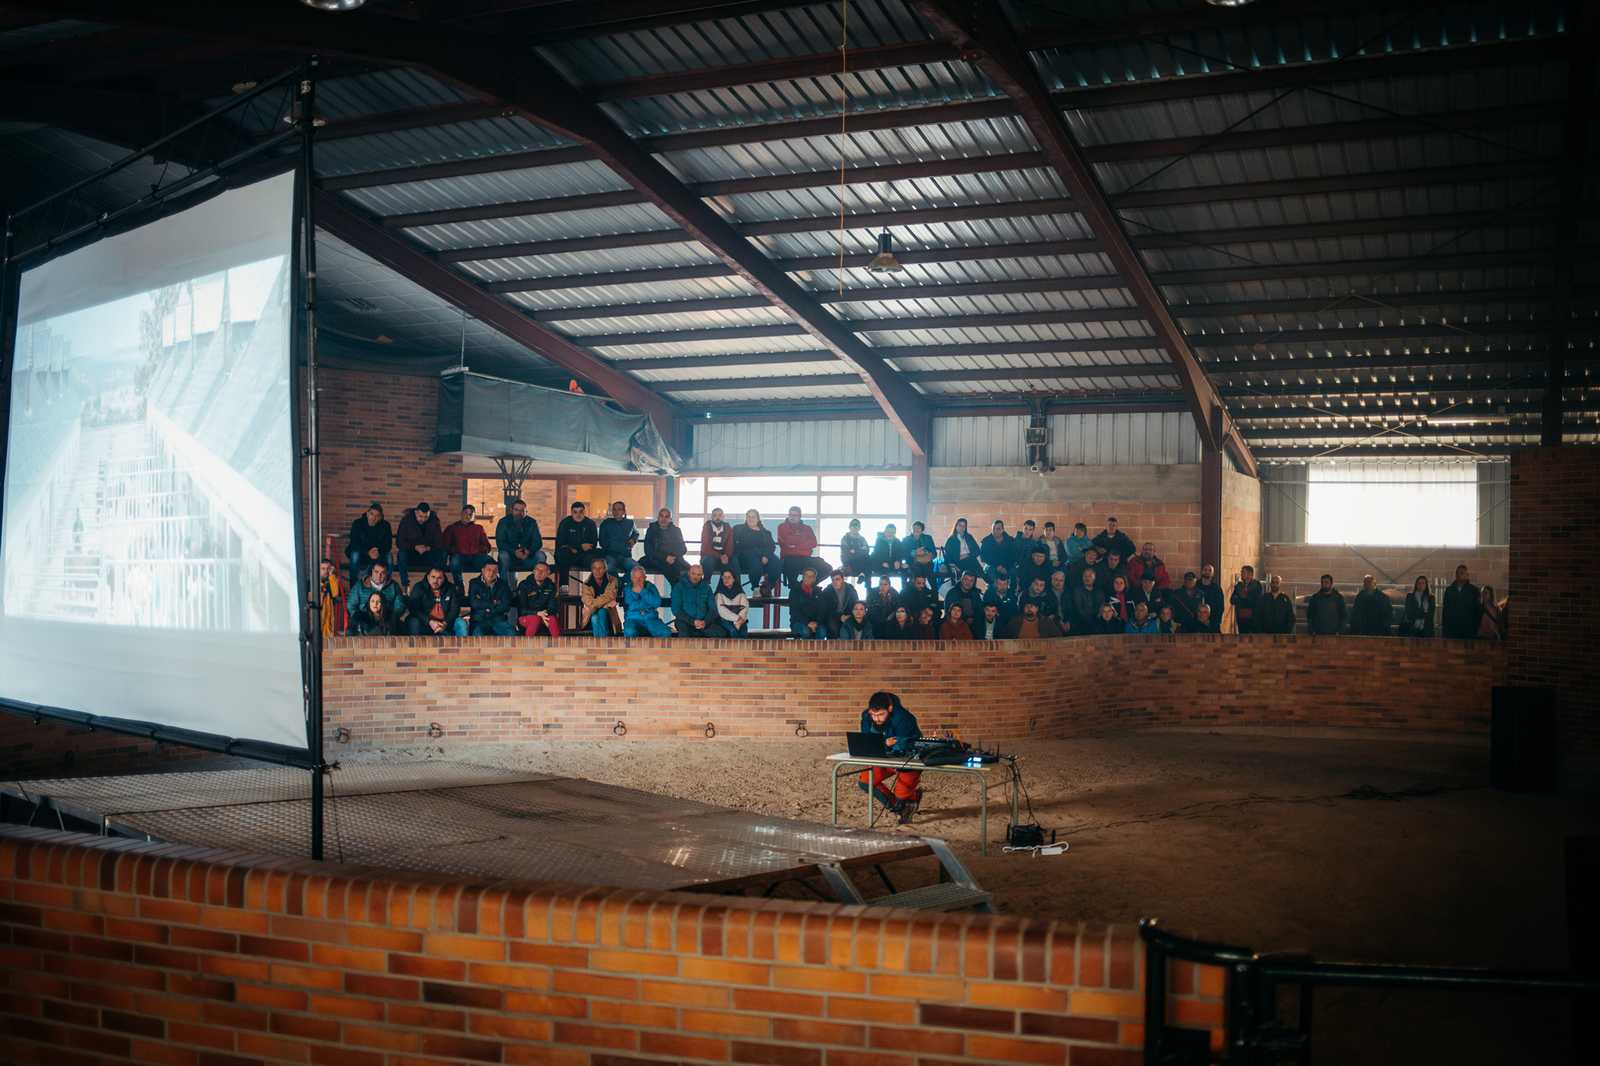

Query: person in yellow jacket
319;558;348;637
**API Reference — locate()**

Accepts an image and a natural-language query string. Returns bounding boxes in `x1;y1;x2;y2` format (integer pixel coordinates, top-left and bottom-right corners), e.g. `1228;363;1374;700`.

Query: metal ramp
818;836;995;913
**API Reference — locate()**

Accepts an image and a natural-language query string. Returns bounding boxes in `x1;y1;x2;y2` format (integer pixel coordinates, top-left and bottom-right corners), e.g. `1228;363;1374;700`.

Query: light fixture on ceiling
299;0;369;9
867;231;903;273
1203;0;1258;6
1423;413;1512;425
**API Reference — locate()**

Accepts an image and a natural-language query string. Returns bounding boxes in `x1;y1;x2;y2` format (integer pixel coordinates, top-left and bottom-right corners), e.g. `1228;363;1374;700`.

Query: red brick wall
0;824;1225;1066
321;635;1504;749
1507;446;1600;766
1218;470;1262;631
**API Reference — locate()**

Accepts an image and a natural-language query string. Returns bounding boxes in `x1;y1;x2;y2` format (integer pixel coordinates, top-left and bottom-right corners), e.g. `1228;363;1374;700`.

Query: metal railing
1140;920;1600;1065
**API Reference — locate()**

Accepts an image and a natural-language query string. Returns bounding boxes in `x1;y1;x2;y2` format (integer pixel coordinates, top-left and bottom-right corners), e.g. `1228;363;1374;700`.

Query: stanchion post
297;55;325;862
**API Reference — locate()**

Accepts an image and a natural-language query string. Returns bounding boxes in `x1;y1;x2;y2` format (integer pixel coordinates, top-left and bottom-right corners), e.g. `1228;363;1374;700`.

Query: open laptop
845;731;890;758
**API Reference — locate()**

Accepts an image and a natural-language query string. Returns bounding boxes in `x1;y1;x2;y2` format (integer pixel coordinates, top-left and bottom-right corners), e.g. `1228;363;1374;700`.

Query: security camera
1030;462;1044;474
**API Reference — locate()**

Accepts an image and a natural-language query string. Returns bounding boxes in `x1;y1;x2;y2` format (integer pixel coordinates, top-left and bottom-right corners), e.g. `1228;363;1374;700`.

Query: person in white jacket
714;568;749;637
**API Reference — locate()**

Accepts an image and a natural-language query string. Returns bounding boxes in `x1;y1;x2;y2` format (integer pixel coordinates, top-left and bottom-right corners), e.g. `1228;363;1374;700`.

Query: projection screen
0;171;305;750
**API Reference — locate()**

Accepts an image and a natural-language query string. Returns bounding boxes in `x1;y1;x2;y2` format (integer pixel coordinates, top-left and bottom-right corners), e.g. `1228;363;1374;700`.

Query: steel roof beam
321;146;595;191
1244;423;1582;441
564;306;1149;342
1014;0;1405;50
1174;288;1559;318
1192;322;1579;346
1205;350;1580;371
636;98;1017;154
649;363;1176;392
1112;160;1558;209
1253;445;1518;458
1223;380;1575;398
913;0;1255;475
522;0;866;42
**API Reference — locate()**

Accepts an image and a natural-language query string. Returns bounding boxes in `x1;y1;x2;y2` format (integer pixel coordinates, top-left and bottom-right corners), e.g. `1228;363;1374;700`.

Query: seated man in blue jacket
466;560;516;636
669;564;726;637
858;691;923;825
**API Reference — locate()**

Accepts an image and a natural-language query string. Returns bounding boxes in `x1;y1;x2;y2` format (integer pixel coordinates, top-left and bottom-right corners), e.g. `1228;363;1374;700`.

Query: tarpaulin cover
435;370;680;475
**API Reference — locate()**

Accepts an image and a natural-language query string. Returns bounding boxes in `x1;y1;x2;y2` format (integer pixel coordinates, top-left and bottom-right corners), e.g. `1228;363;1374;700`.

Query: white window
676;473;910;565
1305;462;1479;546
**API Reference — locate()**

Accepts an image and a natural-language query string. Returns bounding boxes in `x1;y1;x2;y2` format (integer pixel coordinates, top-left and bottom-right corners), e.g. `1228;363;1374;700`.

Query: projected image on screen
0;171;305;750
4;259;292;630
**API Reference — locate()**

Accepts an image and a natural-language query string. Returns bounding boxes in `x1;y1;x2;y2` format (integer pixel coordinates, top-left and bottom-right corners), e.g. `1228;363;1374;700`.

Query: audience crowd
325;500;1504;642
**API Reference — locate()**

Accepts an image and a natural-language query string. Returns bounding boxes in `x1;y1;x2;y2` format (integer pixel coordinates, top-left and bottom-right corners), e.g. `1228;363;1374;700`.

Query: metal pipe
298;54;326;864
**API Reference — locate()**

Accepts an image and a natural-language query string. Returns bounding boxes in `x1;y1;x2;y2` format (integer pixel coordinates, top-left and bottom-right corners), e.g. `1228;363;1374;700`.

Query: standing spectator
643;508;690;588
395;502;446;588
839;602;874;641
788;568;826;640
407;566;466;637
980;520;1018;584
622;566;672;638
1476;586;1504;640
975;602;1005;641
1130;574;1163;617
1068;568;1104;636
1404;576;1435;638
939;603;972;640
699;507;735;574
865;577;900;630
1305;574;1346;635
902;522;939;586
670;564;725;637
1005;600;1064;639
1230;565;1263;634
944;570;983;628
579;558;619;636
1039;522;1067;568
515;561;561;637
554;502;602;577
346;502;393;588
1043;570;1070;624
465;560;515;636
1092;602;1124;635
837;519;872;582
870;523;907;581
733;510;782;597
318;558;347;637
346;560;405;619
597;501;639;578
352;591;400;637
495;498;544;585
778;507;832;589
1156;604;1180;634
1441;565;1483;639
900;574;942;629
881;605;916;640
445;505;494;593
1016;545;1055;594
944;518;982;584
1196;564;1225;626
714;569;749;638
1166;572;1204;632
1127;542;1171;590
818;570;860;640
1125;601;1159;635
1091;517;1137;561
985;573;1019;626
912;606;939;640
1257;575;1297;634
1064;522;1091;565
1351;576;1393;636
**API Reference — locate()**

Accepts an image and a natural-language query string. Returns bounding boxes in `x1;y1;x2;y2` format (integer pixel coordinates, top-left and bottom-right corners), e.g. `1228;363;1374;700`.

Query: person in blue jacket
597;500;639;579
858;692;923;824
621;566;671;638
670;564;726;637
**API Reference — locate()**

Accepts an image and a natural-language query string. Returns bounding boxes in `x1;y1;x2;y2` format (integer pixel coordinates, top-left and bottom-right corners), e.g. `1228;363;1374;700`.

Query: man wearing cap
1130;574;1164;616
395;502;446;587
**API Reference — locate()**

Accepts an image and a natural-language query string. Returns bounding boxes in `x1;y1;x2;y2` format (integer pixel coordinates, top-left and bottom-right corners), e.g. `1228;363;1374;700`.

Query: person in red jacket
777;506;832;591
1125;541;1172;590
444;505;493;593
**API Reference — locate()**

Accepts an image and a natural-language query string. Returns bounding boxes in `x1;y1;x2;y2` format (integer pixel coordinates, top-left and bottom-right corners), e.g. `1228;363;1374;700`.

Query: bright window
676;473;910;566
1305;462;1478;546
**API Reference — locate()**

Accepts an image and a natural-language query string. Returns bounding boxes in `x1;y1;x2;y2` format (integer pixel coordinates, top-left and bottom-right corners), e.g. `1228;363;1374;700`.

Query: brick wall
1507;446;1600;773
1217;470;1262;631
321;635;1504;750
1260;544;1507;595
0;824;1224;1066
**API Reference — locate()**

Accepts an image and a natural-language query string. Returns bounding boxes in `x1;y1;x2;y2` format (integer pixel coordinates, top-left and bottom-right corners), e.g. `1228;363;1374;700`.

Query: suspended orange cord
837;0;848;292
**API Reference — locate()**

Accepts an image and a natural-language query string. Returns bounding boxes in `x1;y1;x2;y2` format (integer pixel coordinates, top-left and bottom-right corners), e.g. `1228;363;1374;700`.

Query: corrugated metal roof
930;412;1202;467
338;162;634;216
312;118;573;177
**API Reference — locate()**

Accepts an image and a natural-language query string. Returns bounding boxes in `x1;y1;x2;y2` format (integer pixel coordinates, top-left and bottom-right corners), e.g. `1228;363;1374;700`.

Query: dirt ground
340;730;1597;1066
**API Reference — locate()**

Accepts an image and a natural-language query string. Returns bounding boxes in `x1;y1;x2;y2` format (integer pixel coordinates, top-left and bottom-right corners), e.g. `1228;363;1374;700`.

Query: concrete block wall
0;824;1224;1066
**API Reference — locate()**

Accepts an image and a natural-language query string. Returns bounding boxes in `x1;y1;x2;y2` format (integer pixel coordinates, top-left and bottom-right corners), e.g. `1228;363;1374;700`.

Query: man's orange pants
859;766;922;809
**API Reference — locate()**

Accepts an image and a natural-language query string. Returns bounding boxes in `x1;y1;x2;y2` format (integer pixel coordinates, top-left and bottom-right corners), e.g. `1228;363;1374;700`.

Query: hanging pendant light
867;231;903;273
300;0;369;9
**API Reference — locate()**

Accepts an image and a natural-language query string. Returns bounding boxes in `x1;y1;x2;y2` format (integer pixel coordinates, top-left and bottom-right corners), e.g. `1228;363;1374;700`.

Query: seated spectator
858;691;923;824
407;566;466;637
817;569;860;640
1404;576;1435;638
733;510;782;597
515;561;562;637
1098;551;1130;594
1091;516;1137;561
902;522;939;586
700;508;735;575
598;501;639;578
1197;564;1225;624
395;502;446;587
1105;575;1131;623
466;560;516;637
1004;600;1064;639
837;519;872;582
900;574;941;628
870;523;907;580
555;502;603;577
579;558;620;636
495;498;544;585
319;558;347;637
1192;603;1219;634
1016;545;1055;594
939;602;972;640
1442;565;1482;639
1125;601;1159;634
1068;568;1104;636
714;569;749;638
778;507;832;590
865;576;900;629
1092;602;1124;635
1066;546;1101;588
1042;570;1069;624
1156;604;1180;634
445;505;494;593
352;590;400;637
974;602;1006;641
943;518;982;584
1305;574;1346;635
671;564;726;638
1257;575;1296;634
788;568;826;640
839;602;874;640
1039;522;1067;568
1064;522;1091;565
622;566;672;638
1477;586;1504;640
1018;576;1050;618
346;560;405;619
980;520;1019;584
984;574;1019;626
912;605;940;640
643;508;690;588
346;502;394;588
943;570;983;628
1230;566;1263;634
1351;575;1392;636
1166;572;1205;632
1130;574;1163;616
882;605;916;640
1126;542;1171;590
